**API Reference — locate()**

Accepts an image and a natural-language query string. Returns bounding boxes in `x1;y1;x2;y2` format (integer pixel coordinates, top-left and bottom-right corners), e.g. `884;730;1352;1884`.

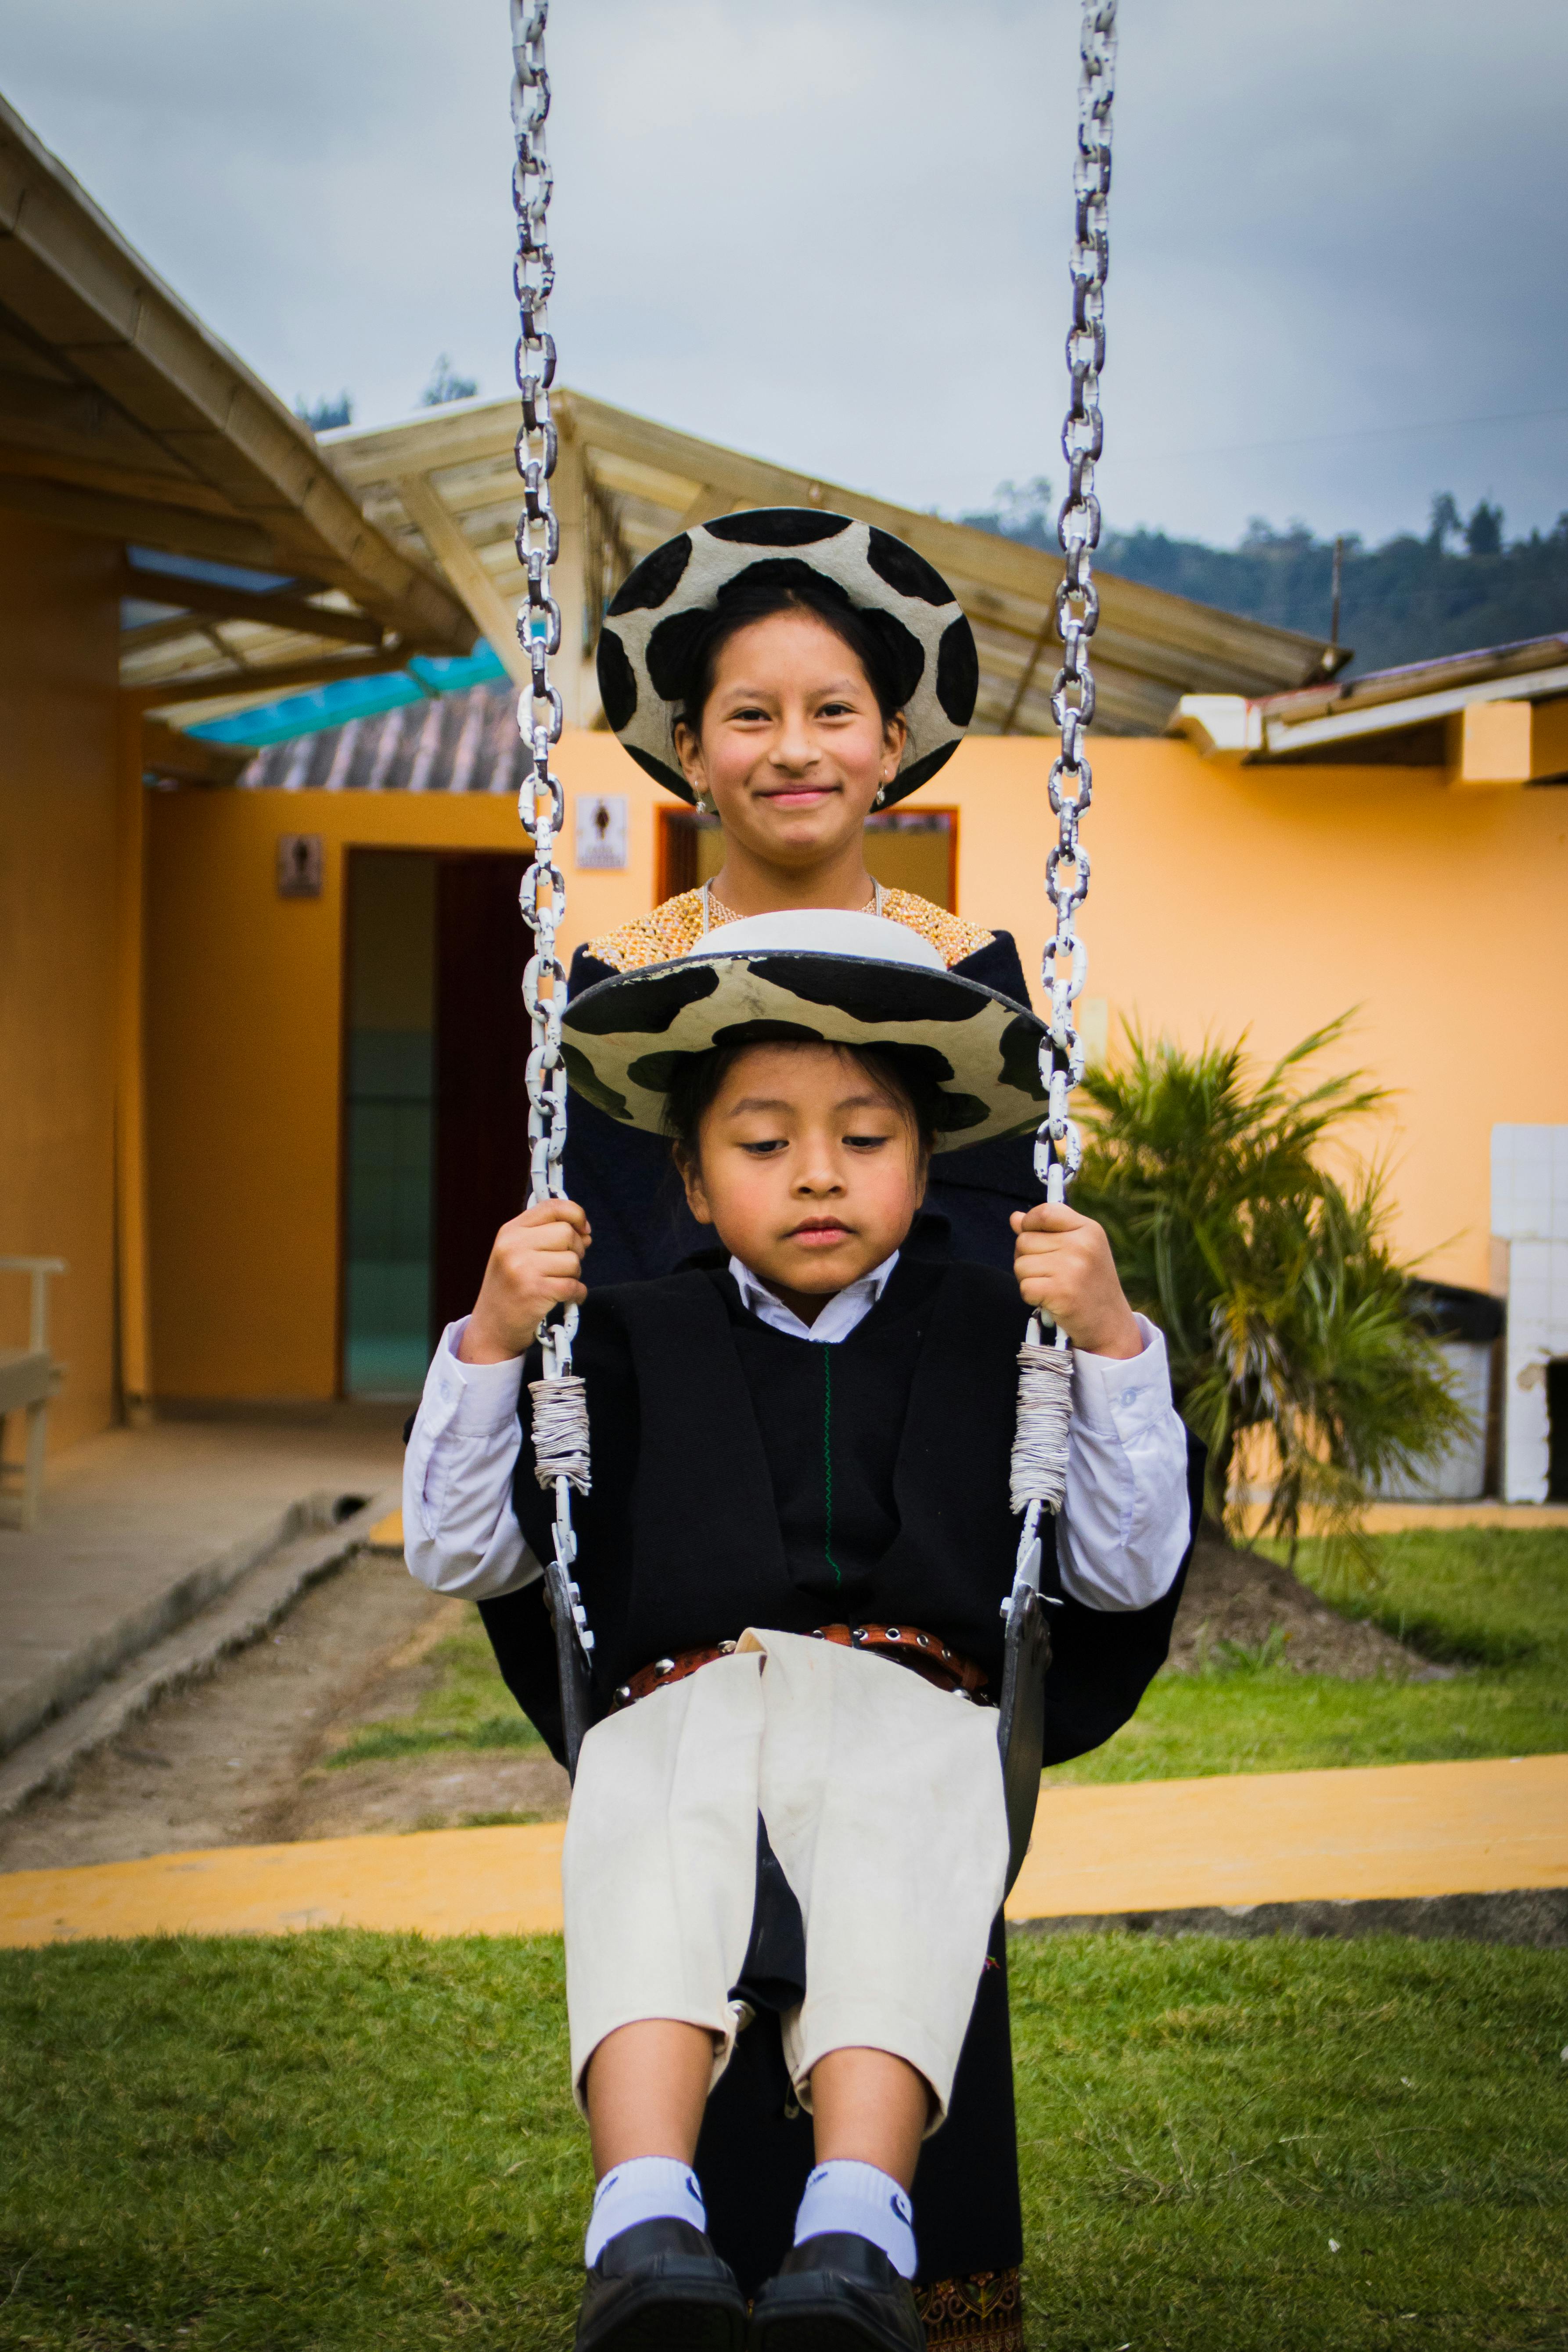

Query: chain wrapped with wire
511;0;594;1753
1008;0;1116;1561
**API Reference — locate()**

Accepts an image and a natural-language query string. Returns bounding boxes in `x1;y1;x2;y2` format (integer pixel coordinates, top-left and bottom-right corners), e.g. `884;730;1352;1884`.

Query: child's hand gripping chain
1010;1201;1140;1362
459;1198;591;1367
461;1197;596;1763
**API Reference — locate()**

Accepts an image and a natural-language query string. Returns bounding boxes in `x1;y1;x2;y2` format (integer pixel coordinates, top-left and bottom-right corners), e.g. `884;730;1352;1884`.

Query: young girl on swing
406;519;1195;2352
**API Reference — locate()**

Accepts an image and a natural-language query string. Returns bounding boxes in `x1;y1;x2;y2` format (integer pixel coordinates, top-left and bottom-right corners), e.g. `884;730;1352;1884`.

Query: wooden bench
0;1257;66;1532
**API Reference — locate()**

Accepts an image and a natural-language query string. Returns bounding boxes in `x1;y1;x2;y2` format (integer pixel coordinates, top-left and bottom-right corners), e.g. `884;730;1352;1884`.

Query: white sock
584;2156;707;2267
793;2159;917;2280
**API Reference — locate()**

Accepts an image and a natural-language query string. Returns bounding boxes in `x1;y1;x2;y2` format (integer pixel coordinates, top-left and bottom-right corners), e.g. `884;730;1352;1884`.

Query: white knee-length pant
562;1627;1009;2133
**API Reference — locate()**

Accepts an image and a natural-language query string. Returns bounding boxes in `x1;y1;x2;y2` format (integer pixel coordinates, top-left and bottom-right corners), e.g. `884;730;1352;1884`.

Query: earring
693;789;713;816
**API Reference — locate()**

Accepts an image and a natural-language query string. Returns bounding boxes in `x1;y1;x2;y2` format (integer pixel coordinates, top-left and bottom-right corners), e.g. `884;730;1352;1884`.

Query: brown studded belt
612;1621;989;1711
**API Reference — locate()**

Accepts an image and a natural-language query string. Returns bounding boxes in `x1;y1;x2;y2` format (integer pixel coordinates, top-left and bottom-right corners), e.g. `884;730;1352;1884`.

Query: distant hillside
959;483;1568;677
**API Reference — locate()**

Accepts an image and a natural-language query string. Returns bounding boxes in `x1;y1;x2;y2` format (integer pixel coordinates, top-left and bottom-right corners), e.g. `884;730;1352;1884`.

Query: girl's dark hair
664;1038;942;1171
672;571;917;740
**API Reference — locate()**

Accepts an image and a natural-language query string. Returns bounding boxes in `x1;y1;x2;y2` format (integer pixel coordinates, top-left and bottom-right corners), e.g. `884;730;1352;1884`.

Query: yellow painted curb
1355;1501;1568;1532
0;1821;566;1947
1009;1752;1568;1919
1232;1499;1568;1535
2;1756;1563;1951
366;1507;405;1552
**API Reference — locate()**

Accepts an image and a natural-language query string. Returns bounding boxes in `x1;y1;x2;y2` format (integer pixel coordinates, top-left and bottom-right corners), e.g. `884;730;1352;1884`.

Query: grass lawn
327;1624;550;1770
344;1528;1568;1792
2;1929;1565;2351
1054;1527;1568;1784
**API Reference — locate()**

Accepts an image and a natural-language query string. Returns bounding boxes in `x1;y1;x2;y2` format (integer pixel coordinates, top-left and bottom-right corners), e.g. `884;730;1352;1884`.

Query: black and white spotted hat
561;910;1048;1152
595;509;980;806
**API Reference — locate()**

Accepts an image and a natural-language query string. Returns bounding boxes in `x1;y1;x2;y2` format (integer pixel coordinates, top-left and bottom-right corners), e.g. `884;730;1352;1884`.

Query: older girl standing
407;513;1187;2351
561;511;1040;1284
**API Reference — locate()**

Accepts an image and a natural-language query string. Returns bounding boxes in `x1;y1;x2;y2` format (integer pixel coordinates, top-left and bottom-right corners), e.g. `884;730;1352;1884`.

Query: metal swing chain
1009;0;1116;1563
511;0;593;1684
1040;0;1114;1214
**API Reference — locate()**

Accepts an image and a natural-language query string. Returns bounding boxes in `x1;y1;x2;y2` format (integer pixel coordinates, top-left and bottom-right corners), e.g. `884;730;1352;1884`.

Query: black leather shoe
747;2232;925;2352
575;2216;748;2352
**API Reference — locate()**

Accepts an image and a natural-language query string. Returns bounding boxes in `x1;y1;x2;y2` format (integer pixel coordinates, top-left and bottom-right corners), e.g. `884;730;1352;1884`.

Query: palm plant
1072;1018;1470;1580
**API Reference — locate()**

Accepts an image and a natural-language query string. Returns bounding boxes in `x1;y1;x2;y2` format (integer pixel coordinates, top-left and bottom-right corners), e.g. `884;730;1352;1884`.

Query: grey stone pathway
0;1410;404;1760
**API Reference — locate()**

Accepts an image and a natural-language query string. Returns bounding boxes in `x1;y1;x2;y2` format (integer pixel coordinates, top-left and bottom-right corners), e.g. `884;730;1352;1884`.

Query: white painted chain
1010;0;1115;1584
511;0;593;1665
1036;0;1115;1217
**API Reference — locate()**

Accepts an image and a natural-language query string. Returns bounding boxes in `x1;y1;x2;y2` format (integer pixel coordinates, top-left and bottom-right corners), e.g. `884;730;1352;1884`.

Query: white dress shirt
403;1252;1191;1616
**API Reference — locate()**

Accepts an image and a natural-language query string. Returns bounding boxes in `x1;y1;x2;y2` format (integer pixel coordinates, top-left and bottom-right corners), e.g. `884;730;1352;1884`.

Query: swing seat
996;1582;1051;1895
547;1572;1054;1889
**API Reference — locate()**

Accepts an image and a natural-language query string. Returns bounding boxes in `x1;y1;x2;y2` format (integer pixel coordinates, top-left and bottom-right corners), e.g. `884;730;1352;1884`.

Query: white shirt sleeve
1054;1313;1192;1612
402;1318;545;1602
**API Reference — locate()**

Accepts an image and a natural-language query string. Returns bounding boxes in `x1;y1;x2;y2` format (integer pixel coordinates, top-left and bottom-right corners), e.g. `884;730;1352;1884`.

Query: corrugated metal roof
236;682;524;795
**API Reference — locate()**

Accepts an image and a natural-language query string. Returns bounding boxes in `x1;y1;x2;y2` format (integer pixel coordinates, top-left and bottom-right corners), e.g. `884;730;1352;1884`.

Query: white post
1491;1125;1568;1502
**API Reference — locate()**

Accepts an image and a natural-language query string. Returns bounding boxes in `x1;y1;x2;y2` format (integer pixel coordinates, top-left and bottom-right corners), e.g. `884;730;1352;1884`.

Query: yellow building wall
143;727;1568;1400
0;515;123;1449
950;737;1568;1298
144;735;639;1400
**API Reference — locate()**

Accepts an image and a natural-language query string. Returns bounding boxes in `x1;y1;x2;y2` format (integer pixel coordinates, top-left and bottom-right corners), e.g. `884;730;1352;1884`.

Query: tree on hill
296;391;353;432
420;355;479;408
959;480;1568;675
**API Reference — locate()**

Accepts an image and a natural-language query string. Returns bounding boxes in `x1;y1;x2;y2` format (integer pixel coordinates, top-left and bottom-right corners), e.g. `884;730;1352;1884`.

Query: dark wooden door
432;855;532;1341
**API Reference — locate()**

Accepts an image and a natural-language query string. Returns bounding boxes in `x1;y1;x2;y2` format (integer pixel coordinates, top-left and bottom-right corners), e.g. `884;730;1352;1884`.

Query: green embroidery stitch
821;1345;840;1586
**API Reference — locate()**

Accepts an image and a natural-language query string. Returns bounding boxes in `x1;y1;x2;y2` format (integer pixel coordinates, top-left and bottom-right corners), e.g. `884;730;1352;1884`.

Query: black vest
512;1254;1038;1698
500;1249;1199;1766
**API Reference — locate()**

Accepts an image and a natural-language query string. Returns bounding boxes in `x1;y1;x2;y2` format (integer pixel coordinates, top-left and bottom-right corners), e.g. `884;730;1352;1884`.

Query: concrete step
0;1410;405;1758
1;1492;345;1755
0;1490;396;1822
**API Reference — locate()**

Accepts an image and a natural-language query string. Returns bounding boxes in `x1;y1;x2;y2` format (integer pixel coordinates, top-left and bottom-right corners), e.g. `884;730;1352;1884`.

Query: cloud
1;0;1563;546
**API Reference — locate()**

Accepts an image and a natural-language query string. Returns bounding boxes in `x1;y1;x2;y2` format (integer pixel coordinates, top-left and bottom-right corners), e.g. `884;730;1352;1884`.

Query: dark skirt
696;1910;1023;2347
480;1592;1029;2340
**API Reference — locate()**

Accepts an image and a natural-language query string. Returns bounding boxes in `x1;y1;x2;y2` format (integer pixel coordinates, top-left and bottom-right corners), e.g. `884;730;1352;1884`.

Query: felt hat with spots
561;909;1049;1153
595;509;979;807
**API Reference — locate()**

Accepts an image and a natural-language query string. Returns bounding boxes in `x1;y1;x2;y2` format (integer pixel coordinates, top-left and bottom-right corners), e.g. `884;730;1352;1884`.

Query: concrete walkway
0;1410;405;1757
3;1752;1563;1949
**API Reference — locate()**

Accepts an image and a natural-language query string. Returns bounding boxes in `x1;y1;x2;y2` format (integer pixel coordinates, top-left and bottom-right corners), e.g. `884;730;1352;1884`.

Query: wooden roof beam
120;563;384;647
0;97;474;656
395;471;529;690
141;716;255;787
0;469;280;567
563;391;1334;690
319;387;1339;709
323;398;522;485
123;644;412;716
0;360;194;475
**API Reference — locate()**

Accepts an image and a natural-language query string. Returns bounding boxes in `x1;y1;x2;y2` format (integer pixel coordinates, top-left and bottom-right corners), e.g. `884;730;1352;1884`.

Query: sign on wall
277;834;324;898
575;794;628;870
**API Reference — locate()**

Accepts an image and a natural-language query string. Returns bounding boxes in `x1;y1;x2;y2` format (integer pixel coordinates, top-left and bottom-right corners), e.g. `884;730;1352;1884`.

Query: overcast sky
4;0;1565;550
